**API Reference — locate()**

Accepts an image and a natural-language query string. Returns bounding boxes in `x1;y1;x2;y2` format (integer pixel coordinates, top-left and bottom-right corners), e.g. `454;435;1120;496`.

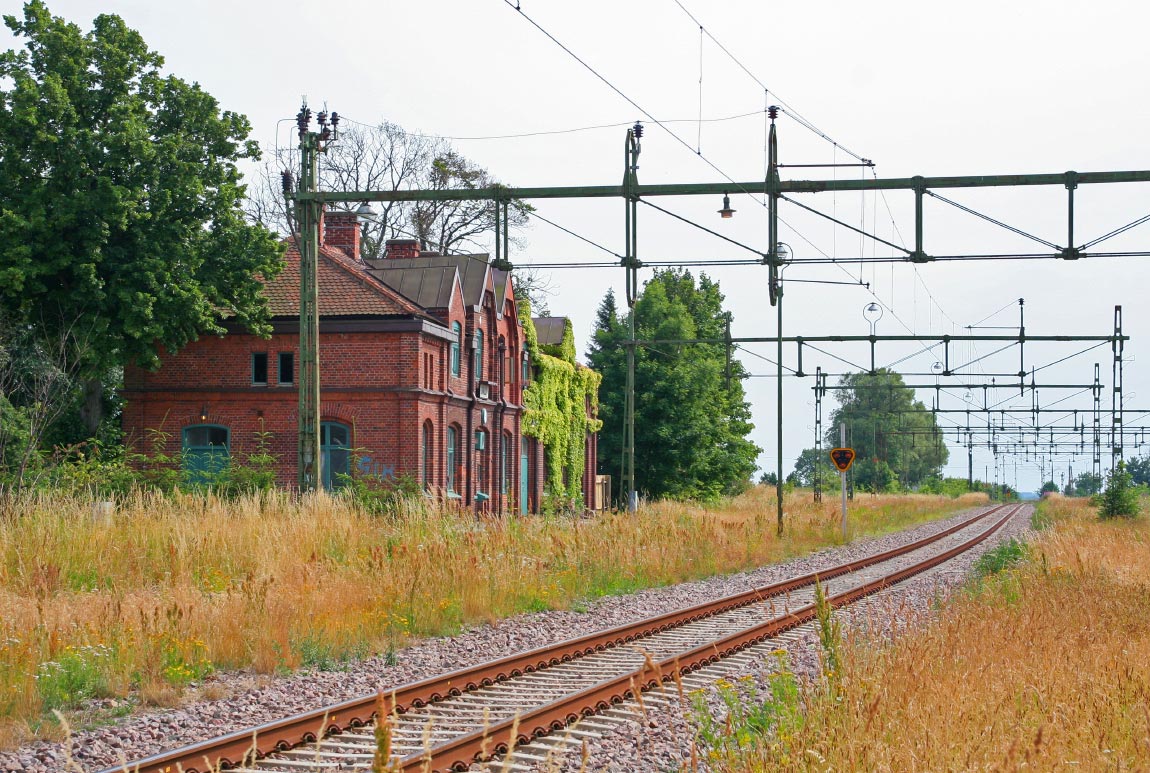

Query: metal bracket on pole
909;177;931;263
1061;171;1081;260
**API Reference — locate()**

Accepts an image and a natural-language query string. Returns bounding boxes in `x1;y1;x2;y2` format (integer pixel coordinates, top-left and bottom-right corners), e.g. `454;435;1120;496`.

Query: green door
182;425;229;485
519;444;529;515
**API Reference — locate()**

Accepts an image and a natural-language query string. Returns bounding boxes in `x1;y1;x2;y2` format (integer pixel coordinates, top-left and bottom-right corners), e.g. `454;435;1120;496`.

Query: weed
973;538;1027;579
691;653;802;763
34;645;114;712
294;636;369;672
812;578;842;685
1030;507;1053;531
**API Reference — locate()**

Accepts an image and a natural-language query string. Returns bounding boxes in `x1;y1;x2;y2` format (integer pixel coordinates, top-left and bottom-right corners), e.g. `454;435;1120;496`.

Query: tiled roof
263;241;430;319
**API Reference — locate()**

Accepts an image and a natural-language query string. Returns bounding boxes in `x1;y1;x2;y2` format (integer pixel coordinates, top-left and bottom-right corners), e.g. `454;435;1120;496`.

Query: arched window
474;329;484;380
182;425;229;484
450;322;462;377
446;425;459;494
321;421;351;490
422;420;434;488
521;350;530;384
475;429;488;495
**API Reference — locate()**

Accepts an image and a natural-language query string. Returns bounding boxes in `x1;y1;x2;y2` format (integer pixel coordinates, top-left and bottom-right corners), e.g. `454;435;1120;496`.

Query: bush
1098;461;1140;519
339;456;424;516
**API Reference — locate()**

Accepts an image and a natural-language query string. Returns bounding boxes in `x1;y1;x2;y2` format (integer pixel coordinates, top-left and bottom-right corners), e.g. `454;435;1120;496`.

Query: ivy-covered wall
518;301;603;510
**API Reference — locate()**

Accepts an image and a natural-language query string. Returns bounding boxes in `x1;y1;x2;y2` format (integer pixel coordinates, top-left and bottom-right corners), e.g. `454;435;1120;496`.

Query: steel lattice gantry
289;105;1148;528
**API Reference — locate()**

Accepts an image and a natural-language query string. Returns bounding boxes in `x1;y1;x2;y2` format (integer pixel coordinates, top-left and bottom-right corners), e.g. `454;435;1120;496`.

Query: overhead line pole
767;107;785;536
292;104;333;492
623;124;642;512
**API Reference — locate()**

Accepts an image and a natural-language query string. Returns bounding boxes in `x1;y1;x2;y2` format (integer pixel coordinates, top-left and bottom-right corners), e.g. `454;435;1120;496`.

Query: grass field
723;494;1150;771
0;486;983;747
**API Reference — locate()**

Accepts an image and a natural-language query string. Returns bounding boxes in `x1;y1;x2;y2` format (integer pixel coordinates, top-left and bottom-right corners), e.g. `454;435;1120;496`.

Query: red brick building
122;210;598;512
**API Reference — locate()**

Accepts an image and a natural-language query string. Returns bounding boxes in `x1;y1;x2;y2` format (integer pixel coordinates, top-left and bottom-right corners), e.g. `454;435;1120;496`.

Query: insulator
632;121;643;139
280;170;294;194
317;110;328;127
768;105;779;120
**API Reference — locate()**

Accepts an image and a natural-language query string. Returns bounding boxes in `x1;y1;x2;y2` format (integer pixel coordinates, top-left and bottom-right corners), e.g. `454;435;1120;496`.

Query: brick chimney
385;239;421;259
323;209;362;261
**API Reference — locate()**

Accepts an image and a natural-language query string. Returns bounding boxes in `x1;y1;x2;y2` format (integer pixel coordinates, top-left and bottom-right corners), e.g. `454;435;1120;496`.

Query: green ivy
518;301;602;511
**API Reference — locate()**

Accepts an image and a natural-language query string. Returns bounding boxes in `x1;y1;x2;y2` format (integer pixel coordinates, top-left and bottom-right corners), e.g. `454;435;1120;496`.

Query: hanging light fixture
718;192;736;219
355;201;377;225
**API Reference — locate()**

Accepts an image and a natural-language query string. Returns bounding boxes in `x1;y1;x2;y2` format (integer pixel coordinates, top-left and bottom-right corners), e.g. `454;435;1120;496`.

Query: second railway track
106;502;1024;773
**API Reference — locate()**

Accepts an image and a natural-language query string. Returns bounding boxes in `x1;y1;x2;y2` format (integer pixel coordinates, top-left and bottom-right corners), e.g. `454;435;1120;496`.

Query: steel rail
103;504;1011;773
399;503;1020;772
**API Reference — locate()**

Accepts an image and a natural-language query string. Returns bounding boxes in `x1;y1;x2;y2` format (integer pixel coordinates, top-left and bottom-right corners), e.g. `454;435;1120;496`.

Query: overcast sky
8;1;1150;493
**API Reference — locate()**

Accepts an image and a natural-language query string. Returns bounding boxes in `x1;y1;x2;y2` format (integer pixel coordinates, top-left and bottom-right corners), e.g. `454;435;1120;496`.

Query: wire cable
668;0;869;162
526;209;621;257
925;190;1062;251
639;199;765;256
779;193;910;255
1080;211;1150;249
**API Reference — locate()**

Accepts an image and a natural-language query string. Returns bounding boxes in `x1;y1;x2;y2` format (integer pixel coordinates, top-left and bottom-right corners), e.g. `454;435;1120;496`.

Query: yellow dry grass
730;495;1150;771
0;485;982;747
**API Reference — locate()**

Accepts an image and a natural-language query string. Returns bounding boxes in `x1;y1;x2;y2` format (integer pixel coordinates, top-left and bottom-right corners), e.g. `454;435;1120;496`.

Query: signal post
830;424;856;541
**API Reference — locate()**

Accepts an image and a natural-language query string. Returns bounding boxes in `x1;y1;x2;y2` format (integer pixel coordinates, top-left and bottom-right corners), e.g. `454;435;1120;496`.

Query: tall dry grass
730;494;1150;771
0;485;981;746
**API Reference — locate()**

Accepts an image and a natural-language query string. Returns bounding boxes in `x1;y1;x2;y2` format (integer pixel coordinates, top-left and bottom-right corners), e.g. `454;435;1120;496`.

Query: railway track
104;503;1021;773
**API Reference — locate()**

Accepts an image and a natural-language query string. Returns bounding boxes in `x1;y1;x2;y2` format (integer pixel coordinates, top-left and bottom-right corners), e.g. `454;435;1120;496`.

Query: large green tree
793;447;834;489
0;2;282;426
828;369;949;491
1125;455;1150;486
588;270;760;502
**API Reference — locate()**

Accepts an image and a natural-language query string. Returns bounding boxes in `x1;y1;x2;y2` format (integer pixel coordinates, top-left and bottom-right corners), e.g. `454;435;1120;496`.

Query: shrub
1098;461;1140;519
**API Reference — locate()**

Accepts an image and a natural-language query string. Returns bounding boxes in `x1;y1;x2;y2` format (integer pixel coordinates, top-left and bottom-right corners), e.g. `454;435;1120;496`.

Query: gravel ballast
0;504;1032;773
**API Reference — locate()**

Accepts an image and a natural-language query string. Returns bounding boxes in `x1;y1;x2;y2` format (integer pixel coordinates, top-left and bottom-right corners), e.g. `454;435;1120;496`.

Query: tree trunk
80;377;103;434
